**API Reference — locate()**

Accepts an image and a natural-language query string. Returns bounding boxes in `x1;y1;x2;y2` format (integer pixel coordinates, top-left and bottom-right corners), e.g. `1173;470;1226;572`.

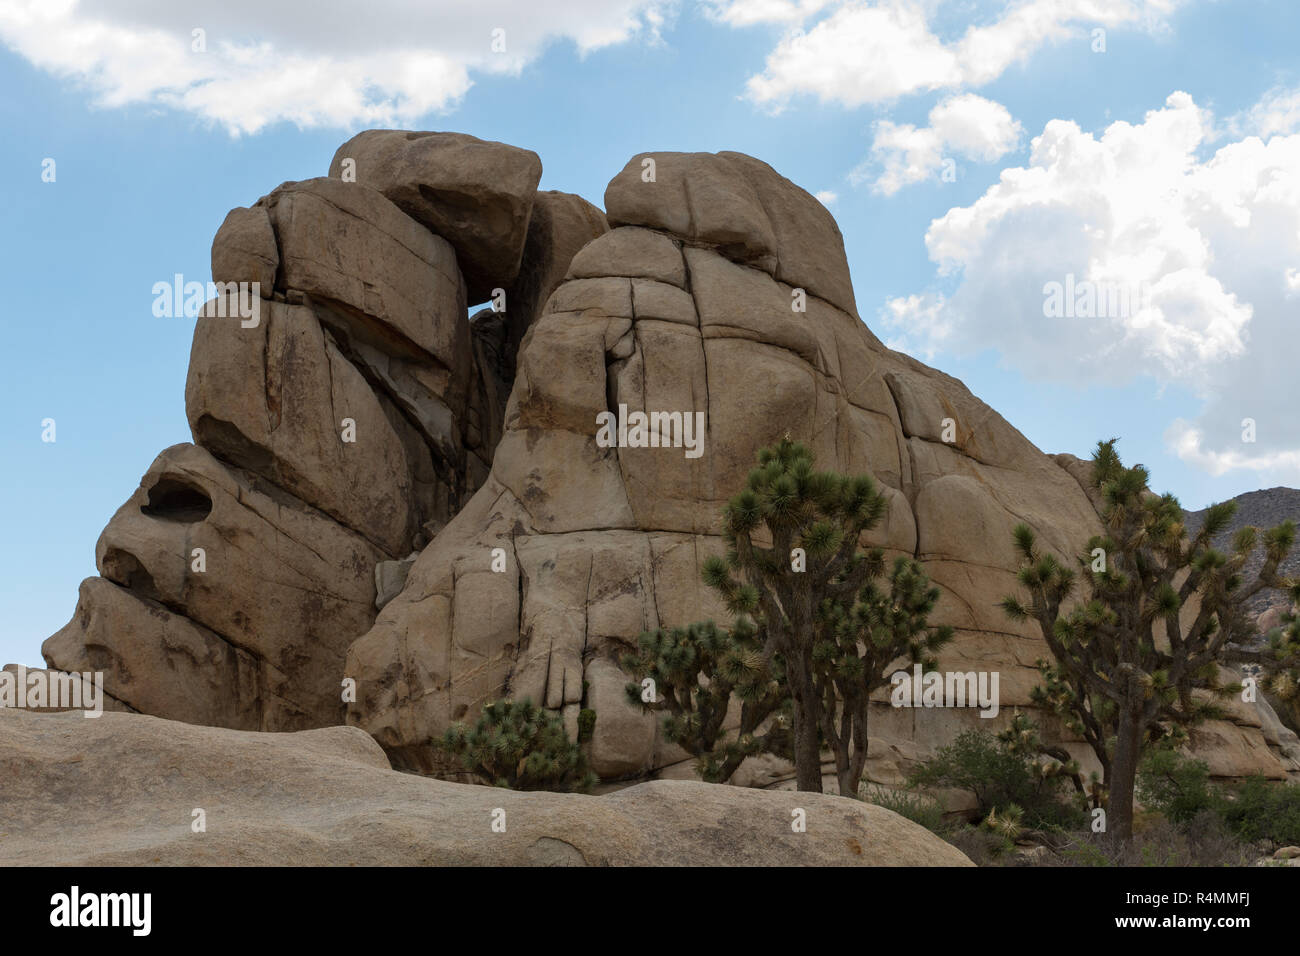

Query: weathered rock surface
328;130;543;302
39;135;1295;794
499;189;609;379
604;151;857;316
44;443;381;730
346;151;1110;783
0;663;133;715
45;132;606;734
210;204;278;296
186;298;438;556
0;709;972;867
465;191;609;472
268;177;470;372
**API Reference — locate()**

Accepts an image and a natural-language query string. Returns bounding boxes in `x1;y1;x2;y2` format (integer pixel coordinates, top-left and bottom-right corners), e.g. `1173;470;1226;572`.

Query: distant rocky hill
1184;487;1300;619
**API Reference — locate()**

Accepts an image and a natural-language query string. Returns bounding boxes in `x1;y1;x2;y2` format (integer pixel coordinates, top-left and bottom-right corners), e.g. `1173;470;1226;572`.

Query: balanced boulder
328;130;543;302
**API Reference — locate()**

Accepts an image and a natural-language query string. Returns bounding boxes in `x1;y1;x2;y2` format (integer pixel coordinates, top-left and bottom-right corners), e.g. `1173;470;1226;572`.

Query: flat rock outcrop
0;709;972;867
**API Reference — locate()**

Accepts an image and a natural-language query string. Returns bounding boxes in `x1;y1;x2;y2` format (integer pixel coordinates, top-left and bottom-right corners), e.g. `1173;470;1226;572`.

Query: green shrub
1136;749;1216;824
577;708;597;744
441;698;597;792
906;729;1085;830
1137;751;1300;852
1217;777;1300;848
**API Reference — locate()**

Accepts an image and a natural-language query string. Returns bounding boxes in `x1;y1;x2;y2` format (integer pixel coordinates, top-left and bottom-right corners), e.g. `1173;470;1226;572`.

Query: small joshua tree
622;439;950;794
998;710;1095;809
1261;584;1300;732
620;618;791;783
1001;439;1296;842
814;554;953;797
699;438;889;792
441;698;597;792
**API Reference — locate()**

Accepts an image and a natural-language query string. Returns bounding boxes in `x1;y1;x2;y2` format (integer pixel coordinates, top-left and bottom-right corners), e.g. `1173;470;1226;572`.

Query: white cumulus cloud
702;0;832;25
1230;84;1300;139
856;92;1023;195
0;0;672;134
883;89;1300;484
740;0;1186;110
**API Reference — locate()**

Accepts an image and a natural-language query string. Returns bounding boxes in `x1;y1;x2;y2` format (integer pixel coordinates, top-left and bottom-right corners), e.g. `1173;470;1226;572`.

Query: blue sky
2;0;1298;666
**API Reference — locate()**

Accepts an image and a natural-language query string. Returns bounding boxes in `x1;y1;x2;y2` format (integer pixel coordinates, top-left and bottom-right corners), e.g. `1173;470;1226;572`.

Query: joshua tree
998;710;1096;809
622;439;951;794
620;618;791;782
1261;584;1300;732
441;698;597;792
813;554;953;796
700;438;889;792
1001;439;1296;842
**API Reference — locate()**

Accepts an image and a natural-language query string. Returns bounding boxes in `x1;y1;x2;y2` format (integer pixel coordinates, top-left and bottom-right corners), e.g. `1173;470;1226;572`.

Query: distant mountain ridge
1184;487;1300;617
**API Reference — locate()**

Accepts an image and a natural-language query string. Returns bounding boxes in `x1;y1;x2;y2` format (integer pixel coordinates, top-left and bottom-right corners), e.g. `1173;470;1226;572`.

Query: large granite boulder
42;132;607;733
343;150;1109;782
0;709;973;866
327;130;543;303
36;135;1296;791
45;443;382;730
186;298;440;556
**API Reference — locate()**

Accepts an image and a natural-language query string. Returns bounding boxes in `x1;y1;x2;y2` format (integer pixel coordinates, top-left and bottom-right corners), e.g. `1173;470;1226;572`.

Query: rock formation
33;133;1299;788
43;133;606;732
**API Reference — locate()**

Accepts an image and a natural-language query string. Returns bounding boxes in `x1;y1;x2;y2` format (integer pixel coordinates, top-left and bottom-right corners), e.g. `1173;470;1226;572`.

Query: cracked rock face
343;150;1102;780
42;133;603;735
46;443;382;729
327;129;544;303
37;138;1296;786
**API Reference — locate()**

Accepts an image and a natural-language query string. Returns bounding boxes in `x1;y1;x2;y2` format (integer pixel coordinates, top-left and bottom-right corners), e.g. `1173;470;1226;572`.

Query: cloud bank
884;90;1300;484
0;0;671;134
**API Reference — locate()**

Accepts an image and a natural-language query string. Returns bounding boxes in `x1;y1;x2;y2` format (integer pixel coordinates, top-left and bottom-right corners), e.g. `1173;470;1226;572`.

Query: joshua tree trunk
1108;703;1144;843
825;699;867;798
836;755;857;799
788;656;824;792
844;707;870;799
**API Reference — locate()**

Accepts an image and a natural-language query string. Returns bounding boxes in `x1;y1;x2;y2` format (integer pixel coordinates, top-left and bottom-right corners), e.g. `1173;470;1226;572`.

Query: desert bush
1136;749;1217;824
906;729;1085;830
1216;776;1300;848
1055;812;1253;867
441;698;597;793
944;825;1014;865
